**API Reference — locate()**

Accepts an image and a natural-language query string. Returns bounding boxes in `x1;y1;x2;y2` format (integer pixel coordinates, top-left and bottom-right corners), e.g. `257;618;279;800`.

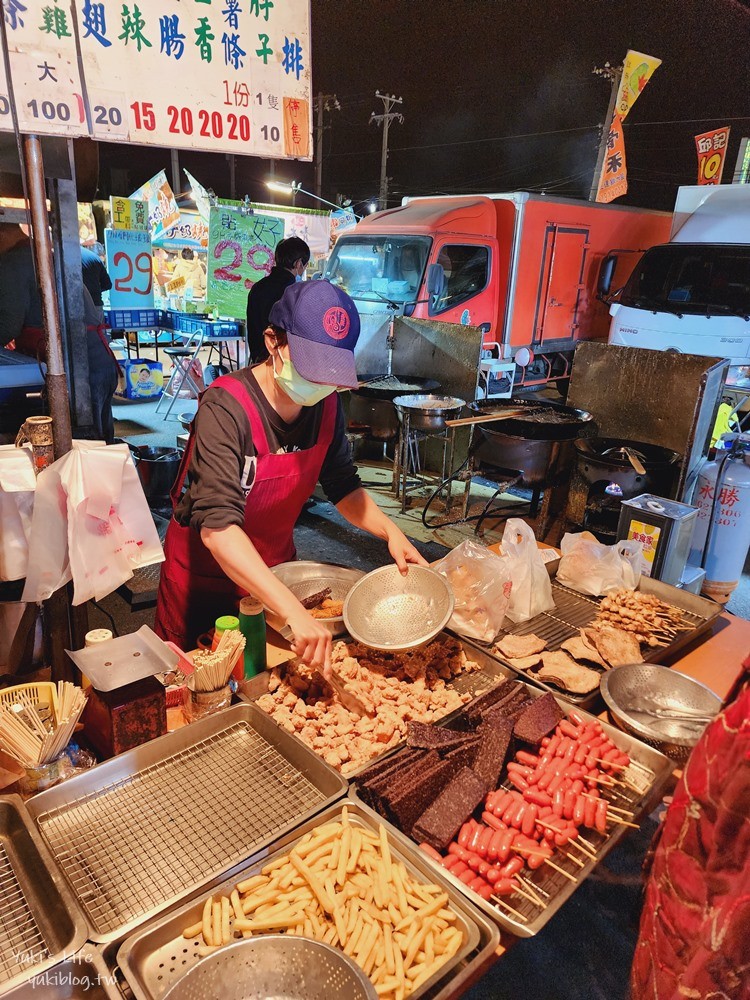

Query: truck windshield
621;244;750;317
324;236;432;308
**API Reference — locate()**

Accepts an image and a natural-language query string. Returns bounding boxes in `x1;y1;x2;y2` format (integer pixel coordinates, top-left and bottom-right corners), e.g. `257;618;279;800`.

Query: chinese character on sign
282;36;303;79
256;32;272;62
194;16;214;61
220;212;237;230
713;131;728;150
267;94;278;110
249;0;273;20
699;481;714;500
40;4;71;38
606;126;619;150
233;82;250;106
720;486;740;507
4;0;26;30
222;31;245;68
251;216;281;243
697;136;713;154
159;14;185;59
120;5;152;50
37;61;57;81
606;151;623;173
222;0;240;29
81;0;110;46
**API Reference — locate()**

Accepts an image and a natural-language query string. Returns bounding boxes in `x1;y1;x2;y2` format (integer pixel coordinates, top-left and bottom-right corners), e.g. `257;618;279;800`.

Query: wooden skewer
491;896;528;922
608;816;641;830
567;838;598;860
512;883;544;907
561;849;585;869
579;792;635;817
544;859;578;883
517;875;548;904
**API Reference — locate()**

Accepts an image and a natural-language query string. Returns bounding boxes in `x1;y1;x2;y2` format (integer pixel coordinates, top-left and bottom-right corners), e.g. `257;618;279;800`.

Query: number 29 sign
207;208;284;319
105;228;155;310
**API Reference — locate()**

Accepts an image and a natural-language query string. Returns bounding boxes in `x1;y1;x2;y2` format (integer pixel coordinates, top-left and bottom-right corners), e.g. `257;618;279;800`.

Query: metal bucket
130;445;183;501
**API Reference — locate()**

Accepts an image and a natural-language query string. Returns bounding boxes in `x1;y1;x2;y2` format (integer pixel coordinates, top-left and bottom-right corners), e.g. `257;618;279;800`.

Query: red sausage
468;875;488;893
507;762;533;776
511;800;527;830
516;750;540;766
547;772;566;796
443;855;464;873
509;772;530;792
459;868;476;885
477;883;494;900
568;710;587;727
469;824;484;853
563;789;576;820
491;791;514;816
493;877;517;896
574;795;586;826
502;798;519;825
486;829;502;862
524;788;552;807
552;788;565;817
559;720;581;740
478;826;495;857
584;795;598;829
451;861;470;878
546;735;561;756
458;823;473;848
484;865;504;885
521;802;538;837
499;827;515;864
499;856;524;878
595;799;608;834
574;743;589;765
419;843;443;863
482;810;505;832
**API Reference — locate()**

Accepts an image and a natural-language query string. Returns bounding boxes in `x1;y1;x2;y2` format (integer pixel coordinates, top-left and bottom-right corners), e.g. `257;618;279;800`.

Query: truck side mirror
426;263;445;298
598;254;617;299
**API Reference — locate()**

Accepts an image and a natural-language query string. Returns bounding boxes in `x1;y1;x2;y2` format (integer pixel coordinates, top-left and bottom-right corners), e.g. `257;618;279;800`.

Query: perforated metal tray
25;704;347;944
0;795;88;998
470;576;722;709
353;643;673;939
117;799;492;1000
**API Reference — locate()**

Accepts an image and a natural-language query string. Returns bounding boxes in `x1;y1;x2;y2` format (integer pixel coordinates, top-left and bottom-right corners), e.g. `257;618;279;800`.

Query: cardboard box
117;359;163;399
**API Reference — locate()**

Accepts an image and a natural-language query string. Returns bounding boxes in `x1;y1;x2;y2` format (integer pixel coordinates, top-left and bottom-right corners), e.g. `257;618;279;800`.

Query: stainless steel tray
0;795;88;998
240;633;514;779
4;945;123;999
353;643;674;939
469;576;723;709
117;799;493;1000
25;704;347;945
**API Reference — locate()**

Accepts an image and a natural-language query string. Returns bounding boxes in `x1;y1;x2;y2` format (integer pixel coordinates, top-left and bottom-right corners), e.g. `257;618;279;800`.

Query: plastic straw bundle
192;629;246;692
0;681;87;766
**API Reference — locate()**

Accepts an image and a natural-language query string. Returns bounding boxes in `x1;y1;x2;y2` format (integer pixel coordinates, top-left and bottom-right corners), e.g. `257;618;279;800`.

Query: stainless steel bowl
343;564;455;651
267;561;365;638
601;663;723;763
393;393;465;433
162;935;377;1000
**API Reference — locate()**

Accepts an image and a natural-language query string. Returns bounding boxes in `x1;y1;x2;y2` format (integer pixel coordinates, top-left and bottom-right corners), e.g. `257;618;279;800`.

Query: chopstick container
18;752;65;796
185;679;232;721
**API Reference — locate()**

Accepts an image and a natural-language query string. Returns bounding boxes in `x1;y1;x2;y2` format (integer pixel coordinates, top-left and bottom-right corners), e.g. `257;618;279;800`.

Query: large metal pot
468;396;595;440
130;445;183;501
393;394;465;433
349;376;441;442
474;433;574;488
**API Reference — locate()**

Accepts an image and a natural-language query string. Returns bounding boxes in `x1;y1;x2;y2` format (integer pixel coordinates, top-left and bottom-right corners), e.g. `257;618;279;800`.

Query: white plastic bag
433;539;512;643
22;443;164;605
500;518;555;623
556;530;643;597
0;446;36;581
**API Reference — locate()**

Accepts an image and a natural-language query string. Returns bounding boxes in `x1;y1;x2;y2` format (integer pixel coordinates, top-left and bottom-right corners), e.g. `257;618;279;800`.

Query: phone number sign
0;0;312;160
207;207;283;319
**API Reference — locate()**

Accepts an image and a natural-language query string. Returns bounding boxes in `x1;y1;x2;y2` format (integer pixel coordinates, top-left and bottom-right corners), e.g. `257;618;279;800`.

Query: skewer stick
544;859;578;883
567;838;597;860
491;896;528;922
561;849;585;869
608;816;641;830
512;884;544;907
517;875;547;904
579;792;635;817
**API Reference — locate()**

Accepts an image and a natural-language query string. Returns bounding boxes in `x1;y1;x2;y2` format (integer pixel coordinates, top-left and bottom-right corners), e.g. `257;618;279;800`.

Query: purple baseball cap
269;280;360;389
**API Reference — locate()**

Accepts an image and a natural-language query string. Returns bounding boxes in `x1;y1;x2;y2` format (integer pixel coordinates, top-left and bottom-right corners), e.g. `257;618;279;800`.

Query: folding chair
156;330;205;420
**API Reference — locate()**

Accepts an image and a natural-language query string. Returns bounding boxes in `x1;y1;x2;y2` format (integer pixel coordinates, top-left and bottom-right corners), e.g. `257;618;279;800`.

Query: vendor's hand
285;607;332;677
387;530;429;576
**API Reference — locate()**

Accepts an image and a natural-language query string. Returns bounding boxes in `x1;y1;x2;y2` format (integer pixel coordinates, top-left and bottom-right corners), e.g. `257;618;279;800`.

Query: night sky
98;0;750;213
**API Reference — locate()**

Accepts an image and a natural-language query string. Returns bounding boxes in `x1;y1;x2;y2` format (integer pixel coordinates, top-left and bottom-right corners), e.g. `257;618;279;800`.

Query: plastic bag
500;518;555;623
0;446;35;581
433;539;512;643
556;530;643;597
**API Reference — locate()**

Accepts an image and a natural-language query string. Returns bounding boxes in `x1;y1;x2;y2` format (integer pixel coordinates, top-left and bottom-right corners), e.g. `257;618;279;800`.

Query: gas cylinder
690;434;750;602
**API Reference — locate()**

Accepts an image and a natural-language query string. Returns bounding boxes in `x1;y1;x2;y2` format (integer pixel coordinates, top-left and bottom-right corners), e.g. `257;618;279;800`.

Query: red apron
153;375;337;650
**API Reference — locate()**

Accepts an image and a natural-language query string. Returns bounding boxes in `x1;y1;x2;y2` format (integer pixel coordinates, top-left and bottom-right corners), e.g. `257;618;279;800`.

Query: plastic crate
176;315;210;336
105;308;163;330
0;682;60;726
206;319;243;338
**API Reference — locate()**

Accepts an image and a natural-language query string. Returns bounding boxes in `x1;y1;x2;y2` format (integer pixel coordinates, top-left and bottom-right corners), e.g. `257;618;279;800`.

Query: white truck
604;185;750;380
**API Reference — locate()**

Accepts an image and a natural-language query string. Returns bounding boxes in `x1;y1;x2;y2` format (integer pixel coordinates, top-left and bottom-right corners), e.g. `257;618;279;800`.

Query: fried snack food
256;637;480;775
310;599;345;619
537;651;601;695
587;625;641;667
507;654;543;672
561;636;607;668
495;633;547;659
183;809;465;999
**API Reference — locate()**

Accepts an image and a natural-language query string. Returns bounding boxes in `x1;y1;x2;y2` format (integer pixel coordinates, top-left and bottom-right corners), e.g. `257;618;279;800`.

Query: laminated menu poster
207;206;284;319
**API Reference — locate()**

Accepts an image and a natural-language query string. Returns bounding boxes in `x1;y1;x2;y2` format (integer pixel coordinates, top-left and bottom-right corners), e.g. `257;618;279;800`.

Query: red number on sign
167;105;178;133
130;101;155;131
213;240;243;282
228;114;238;140
199;110;210;137
113;251;153;295
167;106;194;135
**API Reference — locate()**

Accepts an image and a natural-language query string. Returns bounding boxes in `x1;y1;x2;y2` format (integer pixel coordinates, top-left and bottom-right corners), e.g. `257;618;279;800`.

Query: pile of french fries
183;808;464;999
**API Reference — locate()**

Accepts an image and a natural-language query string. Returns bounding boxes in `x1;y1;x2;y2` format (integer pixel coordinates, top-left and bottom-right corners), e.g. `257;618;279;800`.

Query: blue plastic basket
206;320;243;338
105;309;163;330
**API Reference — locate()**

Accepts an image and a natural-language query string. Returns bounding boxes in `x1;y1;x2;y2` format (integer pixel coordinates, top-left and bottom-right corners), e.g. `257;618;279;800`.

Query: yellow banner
596;115;628;203
615;50;662;120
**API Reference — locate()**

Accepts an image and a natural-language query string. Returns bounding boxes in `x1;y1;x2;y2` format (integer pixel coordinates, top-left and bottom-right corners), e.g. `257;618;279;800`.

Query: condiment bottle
81;628;113;689
238;597;266;680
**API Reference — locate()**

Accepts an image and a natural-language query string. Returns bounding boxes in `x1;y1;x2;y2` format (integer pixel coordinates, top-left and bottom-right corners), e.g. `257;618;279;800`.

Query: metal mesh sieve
343;565;454;651
161;936;377;1000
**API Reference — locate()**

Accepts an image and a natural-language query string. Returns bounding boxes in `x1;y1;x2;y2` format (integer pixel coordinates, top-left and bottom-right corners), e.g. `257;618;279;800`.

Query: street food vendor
154;279;427;669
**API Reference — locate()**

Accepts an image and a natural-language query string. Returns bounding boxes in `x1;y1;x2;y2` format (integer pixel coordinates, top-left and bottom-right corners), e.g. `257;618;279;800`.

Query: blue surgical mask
273;354;336;406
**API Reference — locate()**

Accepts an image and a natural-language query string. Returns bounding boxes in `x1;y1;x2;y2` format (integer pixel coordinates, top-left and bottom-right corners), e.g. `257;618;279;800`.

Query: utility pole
315;92;340;199
370;92;403;210
589;62;622;201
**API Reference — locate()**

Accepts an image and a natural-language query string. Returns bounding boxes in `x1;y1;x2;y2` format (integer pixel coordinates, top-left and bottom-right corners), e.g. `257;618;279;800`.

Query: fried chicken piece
538;651;601;694
589;625;642;668
561;636;608;668
495;633;547;659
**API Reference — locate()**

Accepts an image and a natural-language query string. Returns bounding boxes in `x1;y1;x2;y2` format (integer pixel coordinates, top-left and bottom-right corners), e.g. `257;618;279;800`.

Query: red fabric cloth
630;662;750;1000
154;377;337;650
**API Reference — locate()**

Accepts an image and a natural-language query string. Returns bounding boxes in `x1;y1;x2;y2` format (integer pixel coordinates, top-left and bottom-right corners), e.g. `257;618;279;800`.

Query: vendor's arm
182;392;333;670
319;399;427;574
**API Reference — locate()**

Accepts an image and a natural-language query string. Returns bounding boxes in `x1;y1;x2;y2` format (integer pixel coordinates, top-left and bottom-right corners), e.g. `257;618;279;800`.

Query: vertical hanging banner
0;0;88;135
105;228;155;309
596;115;628;203
615;50;662;121
130;171;180;236
207;207;284;319
695;126;731;185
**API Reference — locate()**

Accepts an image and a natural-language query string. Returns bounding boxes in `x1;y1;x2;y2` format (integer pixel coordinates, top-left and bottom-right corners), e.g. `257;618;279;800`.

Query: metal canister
690;435;750;602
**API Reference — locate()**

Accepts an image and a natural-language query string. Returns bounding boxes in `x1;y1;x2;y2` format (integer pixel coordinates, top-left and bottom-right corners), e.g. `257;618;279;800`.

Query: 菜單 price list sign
0;0;312;160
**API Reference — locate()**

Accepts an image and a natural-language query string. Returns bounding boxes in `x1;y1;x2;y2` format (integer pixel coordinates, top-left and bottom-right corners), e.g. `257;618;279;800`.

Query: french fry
238;873;270;892
235;910;306;932
182;920;203;940
290;854;336;914
395;894;448;933
379;825;392;882
221;896;231;945
336;826;351;886
202;897;213;947
212;901;221;948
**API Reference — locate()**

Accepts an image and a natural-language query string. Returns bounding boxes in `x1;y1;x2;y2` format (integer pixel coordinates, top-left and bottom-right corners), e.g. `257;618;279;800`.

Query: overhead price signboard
0;0;312;160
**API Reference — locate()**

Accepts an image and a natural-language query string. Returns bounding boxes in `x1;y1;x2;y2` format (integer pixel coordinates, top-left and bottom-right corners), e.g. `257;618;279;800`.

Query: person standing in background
246;236;310;364
81;243;112;307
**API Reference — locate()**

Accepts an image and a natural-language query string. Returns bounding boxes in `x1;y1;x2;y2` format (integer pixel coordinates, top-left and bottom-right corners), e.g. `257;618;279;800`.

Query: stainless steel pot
393;394;465;433
130;445;183;501
348;394;400;441
473;432;574;487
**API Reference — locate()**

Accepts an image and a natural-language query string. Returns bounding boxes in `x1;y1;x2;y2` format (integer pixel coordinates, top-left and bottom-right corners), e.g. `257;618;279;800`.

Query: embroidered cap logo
323;306;350;341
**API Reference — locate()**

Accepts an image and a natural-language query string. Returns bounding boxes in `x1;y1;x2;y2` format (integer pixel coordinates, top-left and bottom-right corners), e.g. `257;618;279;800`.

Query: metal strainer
162;935;377;1000
343;565;455;651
